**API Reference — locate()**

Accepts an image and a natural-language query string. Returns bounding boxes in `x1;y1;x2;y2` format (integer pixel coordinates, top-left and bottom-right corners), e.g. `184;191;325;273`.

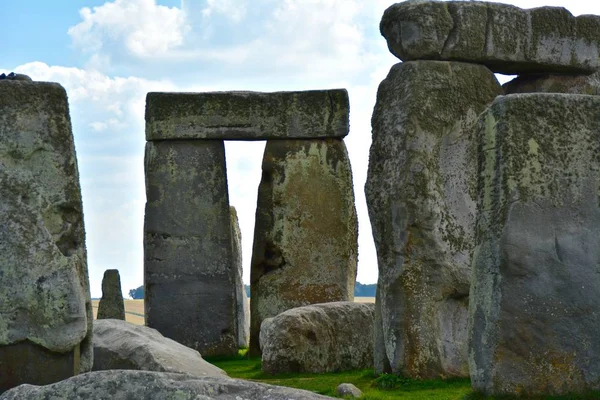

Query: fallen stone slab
0;81;92;392
469;93;600;396
366;60;502;379
97;269;125;320
0;370;335;400
380;1;600;74
145;89;349;140
260;302;374;374
93;319;226;378
249;138;358;355
503;71;600;95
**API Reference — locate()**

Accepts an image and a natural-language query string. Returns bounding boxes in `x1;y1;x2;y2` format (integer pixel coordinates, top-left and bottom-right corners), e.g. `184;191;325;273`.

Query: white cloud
68;0;189;59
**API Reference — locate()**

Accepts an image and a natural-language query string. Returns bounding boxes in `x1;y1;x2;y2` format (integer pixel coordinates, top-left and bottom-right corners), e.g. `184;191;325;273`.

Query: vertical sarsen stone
0;81;92;392
249;138;358;356
144;140;238;356
365;60;502;379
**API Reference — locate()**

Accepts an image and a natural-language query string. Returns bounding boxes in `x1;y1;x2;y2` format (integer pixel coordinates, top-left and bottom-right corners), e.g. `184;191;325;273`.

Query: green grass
205;354;600;399
204;354;471;399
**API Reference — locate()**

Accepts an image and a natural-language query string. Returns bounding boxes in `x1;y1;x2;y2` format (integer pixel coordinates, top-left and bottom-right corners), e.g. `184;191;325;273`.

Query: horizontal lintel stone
145;89;350;141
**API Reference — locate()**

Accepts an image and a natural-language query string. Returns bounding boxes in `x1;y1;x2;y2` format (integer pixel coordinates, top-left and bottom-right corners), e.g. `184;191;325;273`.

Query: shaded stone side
249;139;357;356
469;94;600;396
380;1;600;74
97;269;125;320
260;302;374;374
0;81;92;392
144;140;238;356
365;61;502;379
146;89;349;141
503;72;600;95
230;207;249;348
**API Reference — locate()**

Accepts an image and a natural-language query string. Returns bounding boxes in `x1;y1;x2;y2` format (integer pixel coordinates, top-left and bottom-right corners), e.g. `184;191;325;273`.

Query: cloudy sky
1;0;598;298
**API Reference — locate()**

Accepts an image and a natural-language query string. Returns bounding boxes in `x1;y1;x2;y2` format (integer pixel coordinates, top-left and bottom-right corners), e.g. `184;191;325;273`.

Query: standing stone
504;71;600;95
230;207;249;348
0;81;92;392
365;61;502;379
469;93;600;396
249;138;357;356
380;1;600;74
144;140;238;356
97;269;125;320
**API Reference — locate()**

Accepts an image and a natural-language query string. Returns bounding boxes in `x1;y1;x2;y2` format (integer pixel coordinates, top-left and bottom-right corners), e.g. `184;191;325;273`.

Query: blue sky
1;0;598;298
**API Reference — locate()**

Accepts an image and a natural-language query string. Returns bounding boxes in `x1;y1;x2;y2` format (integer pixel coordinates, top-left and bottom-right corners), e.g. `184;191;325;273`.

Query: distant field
92;298;375;326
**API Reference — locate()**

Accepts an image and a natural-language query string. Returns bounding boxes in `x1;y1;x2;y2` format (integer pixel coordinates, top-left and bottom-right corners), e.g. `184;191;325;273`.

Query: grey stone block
145;90;349;141
97;269;125;320
365;61;502;379
469;93;600;396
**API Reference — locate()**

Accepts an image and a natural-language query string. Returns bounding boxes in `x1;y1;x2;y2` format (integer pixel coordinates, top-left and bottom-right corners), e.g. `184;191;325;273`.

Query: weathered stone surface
0;81;92;392
144;140;239;356
249;139;357;355
0;370;335;400
230;207;249;348
336;383;363;398
92;319;226;377
365;61;502;379
260;302;373;374
146;89;349;141
381;1;600;74
504;72;600;95
469;93;600;396
97;269;125;320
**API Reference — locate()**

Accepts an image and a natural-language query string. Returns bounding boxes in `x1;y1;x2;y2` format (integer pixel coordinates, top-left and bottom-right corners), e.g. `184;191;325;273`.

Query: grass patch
205;354;471;399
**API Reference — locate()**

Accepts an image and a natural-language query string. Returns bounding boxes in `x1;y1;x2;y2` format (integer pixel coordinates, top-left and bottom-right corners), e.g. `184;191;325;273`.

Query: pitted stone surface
381;1;600;74
260;302;374;374
97;269;125;320
0;81;92;392
230;207;249;348
93;319;226;377
469;94;600;396
0;370;335;400
504;71;600;95
365;61;502;379
145;89;349;141
249;139;357;355
144;140;238;356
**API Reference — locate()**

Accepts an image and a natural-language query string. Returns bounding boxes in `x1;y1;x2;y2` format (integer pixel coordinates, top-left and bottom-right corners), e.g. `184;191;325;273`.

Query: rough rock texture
249;139;357;355
92;319;226;377
260;302;374;374
0;370;335;400
469;93;600;396
144;140;239;356
381;1;600;74
146;90;349;141
97;269;125;320
336;383;363;398
504;72;600;95
365;61;502;379
230;207;249;348
0;81;92;392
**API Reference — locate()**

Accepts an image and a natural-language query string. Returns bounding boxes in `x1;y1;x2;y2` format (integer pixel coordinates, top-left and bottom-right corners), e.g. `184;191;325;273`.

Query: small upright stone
0;82;92;392
469;94;600;396
97;269;125;320
250;138;358;356
366;60;502;379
